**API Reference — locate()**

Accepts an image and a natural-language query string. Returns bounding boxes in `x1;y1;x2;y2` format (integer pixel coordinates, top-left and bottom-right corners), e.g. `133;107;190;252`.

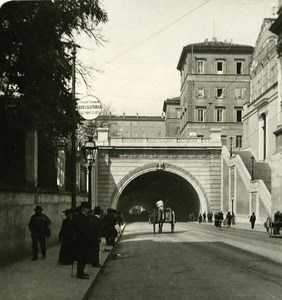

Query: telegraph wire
104;0;211;65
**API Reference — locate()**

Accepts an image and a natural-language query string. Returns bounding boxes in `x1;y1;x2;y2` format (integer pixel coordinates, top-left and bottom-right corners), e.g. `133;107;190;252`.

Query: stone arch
111;163;209;212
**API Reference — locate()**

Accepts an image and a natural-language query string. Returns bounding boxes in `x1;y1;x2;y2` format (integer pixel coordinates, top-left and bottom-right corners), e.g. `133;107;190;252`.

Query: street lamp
83;137;97;209
251;156;255;180
230;137;233;158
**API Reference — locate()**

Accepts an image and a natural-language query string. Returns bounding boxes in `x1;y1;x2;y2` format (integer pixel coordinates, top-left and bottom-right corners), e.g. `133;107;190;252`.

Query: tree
0;0;108;186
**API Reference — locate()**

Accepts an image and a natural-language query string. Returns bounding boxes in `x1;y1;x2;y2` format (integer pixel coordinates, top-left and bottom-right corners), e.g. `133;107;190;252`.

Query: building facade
269;6;282;214
176;39;253;149
243;19;278;162
97;114;165;138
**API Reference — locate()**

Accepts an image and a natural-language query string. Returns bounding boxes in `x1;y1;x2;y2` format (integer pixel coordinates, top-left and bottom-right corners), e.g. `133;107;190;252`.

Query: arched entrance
111;163;208;222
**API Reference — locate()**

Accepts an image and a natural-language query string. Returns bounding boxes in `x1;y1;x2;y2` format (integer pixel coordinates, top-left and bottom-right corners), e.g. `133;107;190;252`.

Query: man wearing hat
73;201;92;279
58;209;76;265
28;205;51;261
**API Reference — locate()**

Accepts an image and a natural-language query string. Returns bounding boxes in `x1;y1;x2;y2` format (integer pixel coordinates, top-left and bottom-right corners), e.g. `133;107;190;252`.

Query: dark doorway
116;171;200;222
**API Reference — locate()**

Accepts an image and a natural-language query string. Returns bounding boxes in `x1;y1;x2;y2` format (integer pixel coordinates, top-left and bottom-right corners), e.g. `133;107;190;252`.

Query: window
221;135;227;146
215;88;225;98
215;107;225;122
197;88;205;98
236;109;243;122
236;135;242;148
216;109;223;122
196;108;205;122
197;60;205;74
216;60;224;74
235;61;244;74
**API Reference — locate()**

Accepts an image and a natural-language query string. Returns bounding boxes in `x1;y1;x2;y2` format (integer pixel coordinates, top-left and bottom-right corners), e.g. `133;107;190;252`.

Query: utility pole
71;44;77;208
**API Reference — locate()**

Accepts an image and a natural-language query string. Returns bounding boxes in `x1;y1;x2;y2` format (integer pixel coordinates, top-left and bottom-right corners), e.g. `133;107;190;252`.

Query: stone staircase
234;151;272;192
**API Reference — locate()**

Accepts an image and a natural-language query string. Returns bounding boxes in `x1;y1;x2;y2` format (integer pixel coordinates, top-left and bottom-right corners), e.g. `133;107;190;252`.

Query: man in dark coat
28;205;51;261
58;209;76;265
103;209;117;246
73;202;92;279
90;206;103;267
250;212;256;229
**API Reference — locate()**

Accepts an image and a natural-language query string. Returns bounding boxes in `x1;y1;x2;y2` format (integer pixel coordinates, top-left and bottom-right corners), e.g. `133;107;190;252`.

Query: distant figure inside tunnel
156;198;164;221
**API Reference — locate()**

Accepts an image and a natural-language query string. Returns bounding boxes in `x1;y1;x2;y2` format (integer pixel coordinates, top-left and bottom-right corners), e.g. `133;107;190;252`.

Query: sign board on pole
77;96;102;120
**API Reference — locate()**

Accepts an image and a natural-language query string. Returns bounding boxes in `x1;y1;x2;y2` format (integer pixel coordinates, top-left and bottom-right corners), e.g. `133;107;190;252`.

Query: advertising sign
77;96;102;120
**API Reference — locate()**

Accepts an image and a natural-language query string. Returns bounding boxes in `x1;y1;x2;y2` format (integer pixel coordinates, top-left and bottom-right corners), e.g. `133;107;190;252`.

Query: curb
81;224;127;300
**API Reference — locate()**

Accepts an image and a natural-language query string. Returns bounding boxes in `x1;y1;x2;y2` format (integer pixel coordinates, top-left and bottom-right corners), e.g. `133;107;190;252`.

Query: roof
177;39;254;70
162;97;180;112
97;115;165;122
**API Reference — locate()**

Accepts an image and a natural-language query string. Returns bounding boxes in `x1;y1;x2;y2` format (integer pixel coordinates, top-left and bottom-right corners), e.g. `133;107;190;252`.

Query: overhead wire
104;0;211;65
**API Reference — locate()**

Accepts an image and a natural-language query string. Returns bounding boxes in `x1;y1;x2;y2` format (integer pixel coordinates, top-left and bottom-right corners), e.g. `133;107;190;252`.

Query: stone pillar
97;127;109;144
25;129;38;187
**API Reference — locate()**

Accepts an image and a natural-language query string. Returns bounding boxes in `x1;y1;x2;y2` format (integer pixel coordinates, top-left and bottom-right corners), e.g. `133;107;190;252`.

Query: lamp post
251;156;255;180
71;44;77;209
84;137;97;209
230;137;233;158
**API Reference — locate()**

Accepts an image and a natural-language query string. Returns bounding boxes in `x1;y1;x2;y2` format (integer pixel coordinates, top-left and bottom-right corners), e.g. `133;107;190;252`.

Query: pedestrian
226;212;232;227
90;206;103;268
73;202;92;279
203;211;206;223
214;212;219;228
156;198;164;222
198;214;202;223
58;209;76;265
103;209;117;246
209;211;213;223
264;214;271;234
28;205;51;261
250;212;256;229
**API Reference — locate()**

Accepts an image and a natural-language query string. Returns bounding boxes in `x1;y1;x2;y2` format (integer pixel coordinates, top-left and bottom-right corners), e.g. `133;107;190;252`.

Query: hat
94;206;101;215
34;205;43;211
80;201;90;209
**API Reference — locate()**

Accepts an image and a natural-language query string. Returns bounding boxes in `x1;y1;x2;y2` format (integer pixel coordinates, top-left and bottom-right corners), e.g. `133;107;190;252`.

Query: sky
1;0;279;116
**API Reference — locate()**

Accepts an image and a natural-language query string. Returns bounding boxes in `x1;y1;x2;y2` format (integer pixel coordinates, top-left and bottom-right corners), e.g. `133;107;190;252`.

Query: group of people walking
28;202;123;279
198;211;214;223
198;211;236;229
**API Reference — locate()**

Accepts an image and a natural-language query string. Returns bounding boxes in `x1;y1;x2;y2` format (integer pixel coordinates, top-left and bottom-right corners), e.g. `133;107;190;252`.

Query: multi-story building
221;18;282;223
269;1;282;214
243;18;278;162
176;39;253;148
97;114;165;138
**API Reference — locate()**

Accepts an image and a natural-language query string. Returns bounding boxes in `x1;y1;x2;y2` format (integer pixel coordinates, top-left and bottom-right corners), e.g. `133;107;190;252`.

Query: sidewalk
0;222;264;300
202;221;267;233
230;222;266;233
0;228;124;300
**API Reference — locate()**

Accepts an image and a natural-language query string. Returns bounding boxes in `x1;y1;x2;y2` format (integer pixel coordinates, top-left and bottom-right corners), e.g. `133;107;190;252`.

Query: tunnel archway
112;163;208;222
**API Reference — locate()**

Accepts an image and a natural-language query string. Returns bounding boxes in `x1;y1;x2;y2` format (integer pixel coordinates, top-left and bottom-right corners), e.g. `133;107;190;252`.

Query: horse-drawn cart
151;207;175;233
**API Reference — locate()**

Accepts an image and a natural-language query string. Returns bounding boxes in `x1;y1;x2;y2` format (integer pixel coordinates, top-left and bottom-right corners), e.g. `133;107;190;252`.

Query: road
87;222;282;300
